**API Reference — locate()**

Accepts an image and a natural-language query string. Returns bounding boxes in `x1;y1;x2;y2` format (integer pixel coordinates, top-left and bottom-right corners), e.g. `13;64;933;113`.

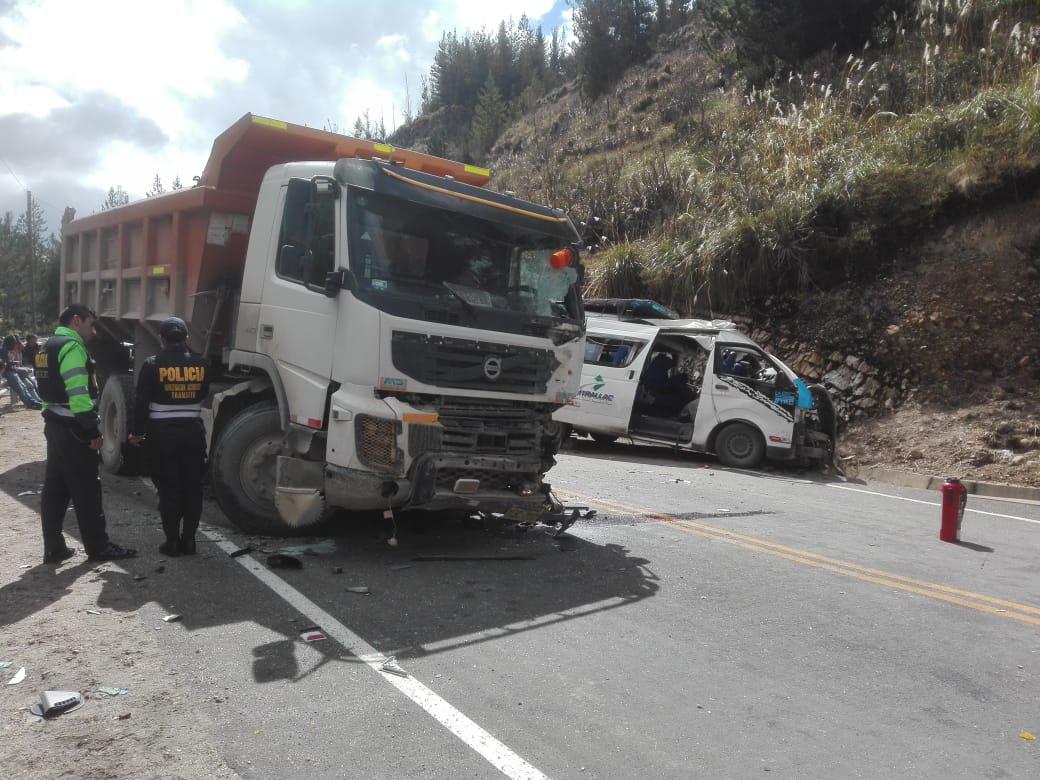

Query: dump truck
60;114;585;534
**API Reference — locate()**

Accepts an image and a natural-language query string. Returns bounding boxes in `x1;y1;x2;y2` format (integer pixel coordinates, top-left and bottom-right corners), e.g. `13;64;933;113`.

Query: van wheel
590;433;619;445
211;401;294;536
715;423;765;469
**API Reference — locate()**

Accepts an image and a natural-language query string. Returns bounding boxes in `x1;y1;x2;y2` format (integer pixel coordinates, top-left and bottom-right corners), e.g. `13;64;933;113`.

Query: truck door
564;333;649;436
257;180;340;426
707;342;796;447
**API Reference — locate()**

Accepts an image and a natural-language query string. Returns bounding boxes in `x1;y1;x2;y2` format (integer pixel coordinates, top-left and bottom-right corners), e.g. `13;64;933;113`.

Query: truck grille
408;397;550;459
391;331;559;395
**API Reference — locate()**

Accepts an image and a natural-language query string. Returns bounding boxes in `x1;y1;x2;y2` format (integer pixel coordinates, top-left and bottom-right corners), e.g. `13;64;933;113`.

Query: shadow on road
1;459;660;684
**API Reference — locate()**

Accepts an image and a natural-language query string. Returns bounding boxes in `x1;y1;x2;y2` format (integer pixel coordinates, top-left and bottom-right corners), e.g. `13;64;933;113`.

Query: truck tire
715;423;765;469
546;422;572;455
590;433;619;445
98;374;143;476
211;401;292;536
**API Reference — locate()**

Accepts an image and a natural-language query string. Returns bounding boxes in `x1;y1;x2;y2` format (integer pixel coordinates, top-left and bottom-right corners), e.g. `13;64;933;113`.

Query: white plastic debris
7;667;26;685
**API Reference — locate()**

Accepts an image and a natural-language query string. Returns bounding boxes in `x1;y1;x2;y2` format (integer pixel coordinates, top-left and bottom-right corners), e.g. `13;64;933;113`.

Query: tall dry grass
495;0;1040;314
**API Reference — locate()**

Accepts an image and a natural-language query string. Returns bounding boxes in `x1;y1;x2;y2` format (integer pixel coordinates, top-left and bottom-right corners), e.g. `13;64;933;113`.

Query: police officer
129;317;209;556
37;304;137;563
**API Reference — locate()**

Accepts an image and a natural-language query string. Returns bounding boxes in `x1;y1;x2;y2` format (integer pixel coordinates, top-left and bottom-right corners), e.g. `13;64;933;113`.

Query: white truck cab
553;314;836;469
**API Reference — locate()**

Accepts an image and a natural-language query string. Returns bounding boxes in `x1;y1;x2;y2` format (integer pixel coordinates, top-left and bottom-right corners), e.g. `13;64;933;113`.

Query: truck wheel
546;422;572;455
590;433;619;445
98;374;143;476
715;423;765;469
211;401;289;535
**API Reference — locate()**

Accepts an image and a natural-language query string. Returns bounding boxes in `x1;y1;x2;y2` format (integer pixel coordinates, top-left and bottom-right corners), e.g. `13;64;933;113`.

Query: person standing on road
36;305;137;563
128;317;210;557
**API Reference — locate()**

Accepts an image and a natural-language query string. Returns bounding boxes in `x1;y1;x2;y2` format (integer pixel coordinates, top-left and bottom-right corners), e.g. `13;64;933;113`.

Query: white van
552;315;837;469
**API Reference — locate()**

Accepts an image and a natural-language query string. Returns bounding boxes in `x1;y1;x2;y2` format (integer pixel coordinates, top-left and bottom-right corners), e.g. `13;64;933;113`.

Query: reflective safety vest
135;346;210;429
36;328;100;433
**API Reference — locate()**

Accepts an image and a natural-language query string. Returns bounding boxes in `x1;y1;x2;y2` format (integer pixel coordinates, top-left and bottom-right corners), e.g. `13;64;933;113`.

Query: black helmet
160;317;188;342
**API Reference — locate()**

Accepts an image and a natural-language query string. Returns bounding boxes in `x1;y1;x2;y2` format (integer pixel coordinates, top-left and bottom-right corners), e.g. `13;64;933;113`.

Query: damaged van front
554;316;836;470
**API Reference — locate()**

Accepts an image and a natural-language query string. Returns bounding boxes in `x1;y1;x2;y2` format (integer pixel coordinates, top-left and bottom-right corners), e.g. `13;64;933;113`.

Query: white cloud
377;33;407;49
447;0;556;32
0;0;248;135
0;0;568;229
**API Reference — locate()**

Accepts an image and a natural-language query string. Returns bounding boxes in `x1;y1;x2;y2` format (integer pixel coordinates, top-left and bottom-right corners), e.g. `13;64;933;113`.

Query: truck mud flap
275;456;325;528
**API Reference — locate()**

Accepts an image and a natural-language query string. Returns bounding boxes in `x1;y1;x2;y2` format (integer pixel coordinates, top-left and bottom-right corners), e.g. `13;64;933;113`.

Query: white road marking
419;596;632;655
137;478;546;780
828;484;1040;525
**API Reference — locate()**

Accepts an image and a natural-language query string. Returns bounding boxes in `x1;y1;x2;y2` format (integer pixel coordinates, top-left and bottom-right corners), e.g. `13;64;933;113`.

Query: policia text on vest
36;305;137;563
130;317;210;557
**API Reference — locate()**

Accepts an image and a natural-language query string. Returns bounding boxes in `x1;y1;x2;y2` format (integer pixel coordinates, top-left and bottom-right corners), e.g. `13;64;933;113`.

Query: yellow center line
559;489;1040;627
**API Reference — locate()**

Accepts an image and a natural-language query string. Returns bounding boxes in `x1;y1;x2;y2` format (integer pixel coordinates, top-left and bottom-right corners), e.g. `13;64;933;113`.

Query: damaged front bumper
319;452;552;515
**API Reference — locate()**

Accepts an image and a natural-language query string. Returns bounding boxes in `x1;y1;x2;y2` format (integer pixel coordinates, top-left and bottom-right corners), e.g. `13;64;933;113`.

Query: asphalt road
41;438;1040;777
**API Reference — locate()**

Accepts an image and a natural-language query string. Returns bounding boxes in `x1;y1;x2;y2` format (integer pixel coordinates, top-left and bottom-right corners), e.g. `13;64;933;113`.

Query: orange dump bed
60;114;490;333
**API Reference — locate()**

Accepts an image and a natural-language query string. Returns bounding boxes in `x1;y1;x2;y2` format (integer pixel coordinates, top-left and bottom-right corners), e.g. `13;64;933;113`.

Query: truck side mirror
301;175;340;296
320;268;358;298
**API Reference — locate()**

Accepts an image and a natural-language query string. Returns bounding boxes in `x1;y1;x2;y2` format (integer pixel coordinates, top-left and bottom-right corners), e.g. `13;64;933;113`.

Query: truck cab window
276;190;335;288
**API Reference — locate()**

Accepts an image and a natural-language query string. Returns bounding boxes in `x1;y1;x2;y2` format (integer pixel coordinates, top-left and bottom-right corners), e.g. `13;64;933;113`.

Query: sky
0;0;575;234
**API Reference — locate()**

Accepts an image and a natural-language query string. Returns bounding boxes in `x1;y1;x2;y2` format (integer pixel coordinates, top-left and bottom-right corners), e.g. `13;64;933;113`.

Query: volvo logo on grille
483;355;503;381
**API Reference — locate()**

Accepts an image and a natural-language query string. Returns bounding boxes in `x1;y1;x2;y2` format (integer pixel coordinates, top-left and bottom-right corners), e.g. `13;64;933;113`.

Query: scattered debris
412;554;535;562
331;566;344;575
132;574;147;582
1021;731;1037;741
267;554;302;570
229;546;252;558
162;614;182;623
7;667;26;685
19;564;31;569
345;586;371;595
97;687;128;697
379;656;408;677
116;712;132;720
298;626;326;642
389;564;412;571
0;661;11;669
29;690;84;719
277;540;336;556
85;609;102;615
16;490;37;497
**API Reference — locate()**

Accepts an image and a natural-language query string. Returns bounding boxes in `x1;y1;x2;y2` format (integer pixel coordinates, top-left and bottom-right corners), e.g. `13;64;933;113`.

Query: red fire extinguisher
940;478;967;542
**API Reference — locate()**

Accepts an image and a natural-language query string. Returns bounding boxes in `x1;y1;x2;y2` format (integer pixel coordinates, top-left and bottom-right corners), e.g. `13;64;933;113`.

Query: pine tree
171;175;183;190
146;174;165;198
102;185;130;210
655;0;670;37
469;73;508;160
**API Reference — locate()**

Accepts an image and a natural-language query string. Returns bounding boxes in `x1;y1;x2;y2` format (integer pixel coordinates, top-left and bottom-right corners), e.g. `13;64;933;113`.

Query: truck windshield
347;188;581;335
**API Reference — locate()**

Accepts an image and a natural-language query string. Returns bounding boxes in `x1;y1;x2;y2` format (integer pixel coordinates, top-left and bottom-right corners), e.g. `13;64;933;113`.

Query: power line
1;156;27;190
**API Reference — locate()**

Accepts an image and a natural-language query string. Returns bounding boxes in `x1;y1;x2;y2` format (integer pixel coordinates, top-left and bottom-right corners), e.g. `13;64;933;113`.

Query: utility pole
26;190;36;330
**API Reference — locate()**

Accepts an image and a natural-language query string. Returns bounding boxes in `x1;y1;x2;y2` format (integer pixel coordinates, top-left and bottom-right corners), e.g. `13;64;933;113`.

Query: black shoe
179;537;197;556
43;547;76;564
88;543;137;561
158;541;181;557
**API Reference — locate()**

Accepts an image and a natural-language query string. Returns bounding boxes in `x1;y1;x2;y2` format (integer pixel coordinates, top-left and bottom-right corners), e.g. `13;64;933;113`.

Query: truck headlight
355;415;402;471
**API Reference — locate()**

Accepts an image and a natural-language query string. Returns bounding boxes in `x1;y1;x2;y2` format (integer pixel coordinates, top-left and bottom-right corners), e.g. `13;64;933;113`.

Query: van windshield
347;187;581;336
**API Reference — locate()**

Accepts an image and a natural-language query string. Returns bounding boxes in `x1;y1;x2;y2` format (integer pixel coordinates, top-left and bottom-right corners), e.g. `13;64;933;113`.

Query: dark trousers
148;422;206;542
41;421;110;555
